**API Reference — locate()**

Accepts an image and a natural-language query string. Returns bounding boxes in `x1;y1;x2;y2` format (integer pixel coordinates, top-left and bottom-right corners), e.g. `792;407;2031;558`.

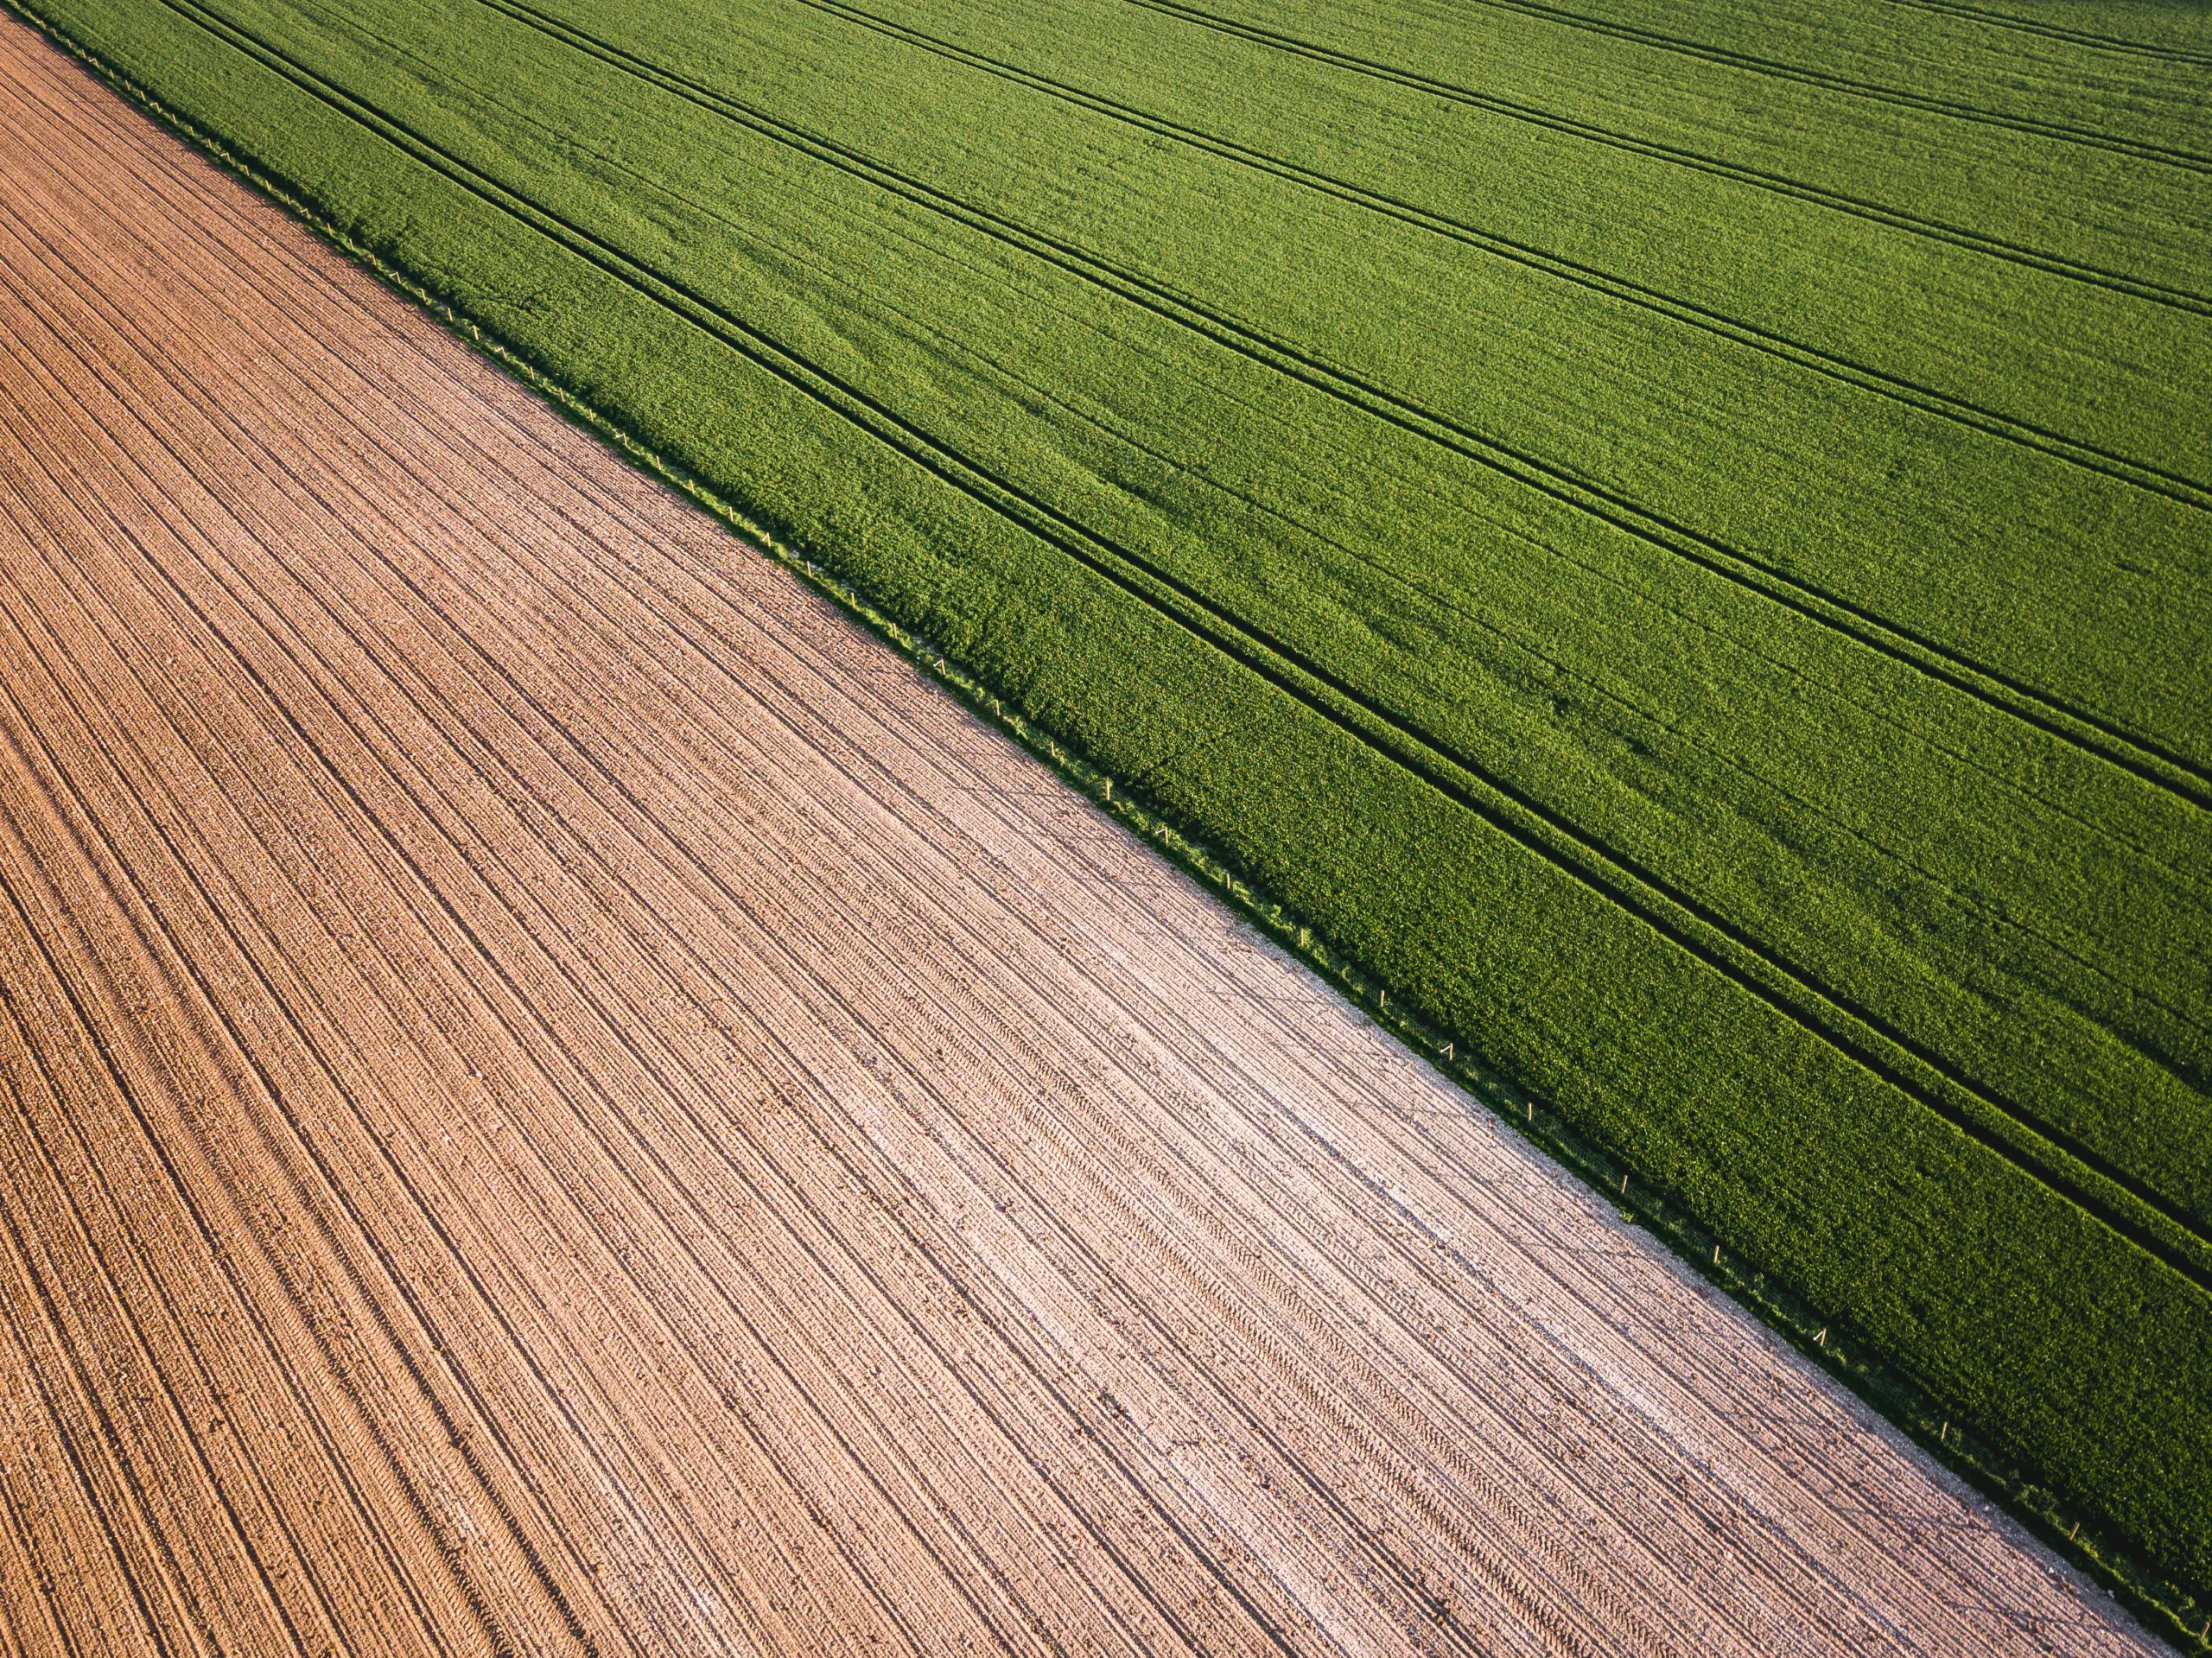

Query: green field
27;0;2210;1601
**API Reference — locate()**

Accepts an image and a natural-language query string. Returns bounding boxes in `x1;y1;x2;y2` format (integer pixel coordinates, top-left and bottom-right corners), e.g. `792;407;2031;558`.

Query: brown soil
0;16;2157;1655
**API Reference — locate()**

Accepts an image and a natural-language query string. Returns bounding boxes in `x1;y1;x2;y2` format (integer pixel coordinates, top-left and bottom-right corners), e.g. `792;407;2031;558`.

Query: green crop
29;0;2209;1602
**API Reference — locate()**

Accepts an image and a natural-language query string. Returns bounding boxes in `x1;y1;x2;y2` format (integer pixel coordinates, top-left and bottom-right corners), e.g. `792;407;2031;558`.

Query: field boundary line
10;231;1350;1655
130;0;2212;1299
10;4;2209;1643
1120;0;2212;319
107;0;2212;1293
781;0;2212;515
1421;0;2212;171
484;0;2212;818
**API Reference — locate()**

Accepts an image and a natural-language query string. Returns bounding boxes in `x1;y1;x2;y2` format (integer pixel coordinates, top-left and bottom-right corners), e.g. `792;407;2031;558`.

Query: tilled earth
0;16;2160;1655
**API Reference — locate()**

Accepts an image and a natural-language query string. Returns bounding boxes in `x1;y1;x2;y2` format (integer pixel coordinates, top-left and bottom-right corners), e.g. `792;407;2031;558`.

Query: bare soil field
0;16;2162;1655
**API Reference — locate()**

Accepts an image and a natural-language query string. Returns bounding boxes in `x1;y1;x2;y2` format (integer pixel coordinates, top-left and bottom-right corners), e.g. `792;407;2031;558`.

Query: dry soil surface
0;16;2164;1657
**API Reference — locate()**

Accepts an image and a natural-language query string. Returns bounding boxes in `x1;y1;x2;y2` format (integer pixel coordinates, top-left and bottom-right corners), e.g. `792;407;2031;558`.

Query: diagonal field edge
140;0;2212;1280
480;0;2212;831
1122;0;2212;319
0;309;1313;1657
121;0;2212;1296
10;16;2211;1631
0;132;1665;1648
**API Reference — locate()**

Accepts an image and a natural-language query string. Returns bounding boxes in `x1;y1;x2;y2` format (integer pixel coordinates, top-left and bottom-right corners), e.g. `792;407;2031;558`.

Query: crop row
29;0;2209;1596
233;0;2212;1213
530;0;2212;749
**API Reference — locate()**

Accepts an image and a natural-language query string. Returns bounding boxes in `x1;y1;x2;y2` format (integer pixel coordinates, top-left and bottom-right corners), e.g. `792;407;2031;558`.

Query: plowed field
0;18;2167;1655
13;0;2206;1592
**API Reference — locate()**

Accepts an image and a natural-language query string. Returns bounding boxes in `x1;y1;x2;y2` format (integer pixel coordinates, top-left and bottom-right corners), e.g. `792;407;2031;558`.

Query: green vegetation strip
20;0;2209;1621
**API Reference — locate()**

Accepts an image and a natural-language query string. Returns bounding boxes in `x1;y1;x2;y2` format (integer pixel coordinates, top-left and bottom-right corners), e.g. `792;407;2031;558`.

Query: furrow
6;552;942;1658
0;18;2185;1648
0;1259;118;1658
139;0;2212;1290
0;295;1004;1658
0;548;487;1658
0;297;499;1658
0;719;392;1658
0;356;644;1658
86;261;2142;1654
447;500;2013;1654
0;842;349;1658
0;533;606;1658
0;966;192;1658
0;250;1247;1658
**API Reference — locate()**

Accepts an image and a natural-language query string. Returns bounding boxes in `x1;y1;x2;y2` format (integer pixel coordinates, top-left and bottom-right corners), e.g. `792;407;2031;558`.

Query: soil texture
0;18;2158;1655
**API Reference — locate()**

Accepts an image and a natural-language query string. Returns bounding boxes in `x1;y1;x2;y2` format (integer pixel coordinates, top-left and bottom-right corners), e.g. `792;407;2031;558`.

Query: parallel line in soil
138;0;2212;1292
0;35;2168;1649
0;321;648;1655
0;497;483;1658
39;175;1937;1644
0;346;963;1658
55;218;2106;1653
0;884;356;1658
0;268;1265;1656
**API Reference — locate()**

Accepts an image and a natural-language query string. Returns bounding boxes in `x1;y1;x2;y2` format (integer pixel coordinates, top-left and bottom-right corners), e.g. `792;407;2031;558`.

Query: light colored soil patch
0;16;2156;1655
